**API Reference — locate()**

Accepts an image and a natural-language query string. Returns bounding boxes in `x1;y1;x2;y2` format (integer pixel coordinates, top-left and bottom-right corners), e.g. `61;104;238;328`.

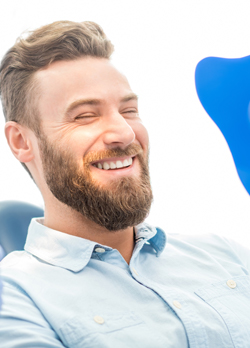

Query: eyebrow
65;93;138;116
120;93;138;103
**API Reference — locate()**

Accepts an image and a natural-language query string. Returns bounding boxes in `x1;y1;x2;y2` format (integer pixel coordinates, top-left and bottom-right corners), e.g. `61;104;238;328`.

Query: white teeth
94;157;133;170
123;159;129;167
116;160;123;168
110;162;116;169
103;162;110;170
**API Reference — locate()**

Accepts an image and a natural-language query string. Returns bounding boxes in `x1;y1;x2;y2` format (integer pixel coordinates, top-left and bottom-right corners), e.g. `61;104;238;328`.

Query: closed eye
75;114;97;120
122;109;138;115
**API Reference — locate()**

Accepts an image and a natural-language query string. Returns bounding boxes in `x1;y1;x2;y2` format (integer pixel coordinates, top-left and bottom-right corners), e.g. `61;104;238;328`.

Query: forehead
35;57;133;120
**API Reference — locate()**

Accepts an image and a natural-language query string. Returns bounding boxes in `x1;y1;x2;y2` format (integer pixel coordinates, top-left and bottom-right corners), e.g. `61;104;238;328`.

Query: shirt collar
24;218;167;272
134;223;167;256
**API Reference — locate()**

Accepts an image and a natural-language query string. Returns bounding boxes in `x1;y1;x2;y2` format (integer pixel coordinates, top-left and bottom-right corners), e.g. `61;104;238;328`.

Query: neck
43;199;135;264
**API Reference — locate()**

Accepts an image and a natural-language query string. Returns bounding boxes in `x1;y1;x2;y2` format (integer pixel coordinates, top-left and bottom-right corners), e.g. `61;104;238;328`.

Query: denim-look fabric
1;218;250;347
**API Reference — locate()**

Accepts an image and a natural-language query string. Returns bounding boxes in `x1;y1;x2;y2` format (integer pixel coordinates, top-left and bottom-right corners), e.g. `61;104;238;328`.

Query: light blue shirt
1;218;250;347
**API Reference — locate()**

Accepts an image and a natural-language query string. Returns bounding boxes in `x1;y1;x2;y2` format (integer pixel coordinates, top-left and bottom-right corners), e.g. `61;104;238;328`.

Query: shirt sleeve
0;282;66;348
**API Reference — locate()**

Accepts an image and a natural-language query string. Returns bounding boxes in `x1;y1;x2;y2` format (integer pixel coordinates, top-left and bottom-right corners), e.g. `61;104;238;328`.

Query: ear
5;121;35;163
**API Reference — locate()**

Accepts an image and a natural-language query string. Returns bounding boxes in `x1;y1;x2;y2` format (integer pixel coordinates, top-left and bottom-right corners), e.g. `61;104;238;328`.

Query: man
0;20;250;348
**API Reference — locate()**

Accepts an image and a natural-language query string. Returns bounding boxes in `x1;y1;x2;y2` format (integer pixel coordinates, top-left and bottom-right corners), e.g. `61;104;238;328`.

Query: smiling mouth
92;157;134;170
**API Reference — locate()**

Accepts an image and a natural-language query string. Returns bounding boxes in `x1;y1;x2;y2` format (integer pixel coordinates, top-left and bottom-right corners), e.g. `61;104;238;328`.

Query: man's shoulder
1;250;34;271
166;231;239;253
165;231;250;269
167;232;233;248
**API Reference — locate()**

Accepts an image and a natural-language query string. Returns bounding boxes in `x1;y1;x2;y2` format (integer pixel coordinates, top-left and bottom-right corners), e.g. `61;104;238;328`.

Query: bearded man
1;20;250;348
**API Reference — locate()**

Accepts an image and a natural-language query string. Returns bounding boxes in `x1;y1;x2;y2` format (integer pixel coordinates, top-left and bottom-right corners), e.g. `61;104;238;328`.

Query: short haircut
0;20;114;175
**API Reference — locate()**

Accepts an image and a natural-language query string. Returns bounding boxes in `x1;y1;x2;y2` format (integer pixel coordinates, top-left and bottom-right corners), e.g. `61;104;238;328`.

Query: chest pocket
195;275;250;348
58;311;164;348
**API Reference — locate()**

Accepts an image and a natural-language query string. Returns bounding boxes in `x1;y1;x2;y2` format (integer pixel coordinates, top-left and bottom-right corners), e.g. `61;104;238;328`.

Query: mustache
83;143;143;165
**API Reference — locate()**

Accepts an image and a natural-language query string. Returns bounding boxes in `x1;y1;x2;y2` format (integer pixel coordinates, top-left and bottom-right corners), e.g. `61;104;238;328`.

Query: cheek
132;122;149;151
61;127;101;156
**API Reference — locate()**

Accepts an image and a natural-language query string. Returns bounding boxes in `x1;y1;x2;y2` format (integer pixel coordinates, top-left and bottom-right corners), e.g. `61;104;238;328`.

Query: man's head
0;21;153;231
0;20;114;175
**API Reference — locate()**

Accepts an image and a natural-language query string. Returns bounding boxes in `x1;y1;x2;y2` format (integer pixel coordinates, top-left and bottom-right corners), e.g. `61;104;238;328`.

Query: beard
38;135;153;231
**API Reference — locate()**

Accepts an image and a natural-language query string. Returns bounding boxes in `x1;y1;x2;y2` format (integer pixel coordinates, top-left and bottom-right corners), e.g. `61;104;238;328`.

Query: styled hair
0;20;114;176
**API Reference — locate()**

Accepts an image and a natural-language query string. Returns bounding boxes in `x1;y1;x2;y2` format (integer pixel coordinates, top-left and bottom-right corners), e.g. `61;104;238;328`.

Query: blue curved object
195;55;250;195
0;200;44;254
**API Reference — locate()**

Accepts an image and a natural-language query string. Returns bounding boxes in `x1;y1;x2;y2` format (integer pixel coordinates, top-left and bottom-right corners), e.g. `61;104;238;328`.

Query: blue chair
0;245;5;261
0;201;44;255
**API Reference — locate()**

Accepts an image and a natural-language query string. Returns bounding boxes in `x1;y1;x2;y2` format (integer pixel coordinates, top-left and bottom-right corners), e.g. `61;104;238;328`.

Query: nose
102;113;135;148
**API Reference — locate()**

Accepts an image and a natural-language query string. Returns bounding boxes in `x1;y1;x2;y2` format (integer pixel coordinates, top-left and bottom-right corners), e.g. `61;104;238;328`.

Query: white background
1;0;250;245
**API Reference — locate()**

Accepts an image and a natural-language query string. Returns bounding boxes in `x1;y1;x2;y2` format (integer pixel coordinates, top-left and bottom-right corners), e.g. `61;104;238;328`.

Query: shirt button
173;300;182;309
94;315;105;324
227;279;237;289
95;247;106;253
132;267;138;275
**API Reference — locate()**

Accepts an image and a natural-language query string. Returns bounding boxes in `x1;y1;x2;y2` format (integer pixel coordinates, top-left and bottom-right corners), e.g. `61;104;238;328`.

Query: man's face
35;57;153;230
